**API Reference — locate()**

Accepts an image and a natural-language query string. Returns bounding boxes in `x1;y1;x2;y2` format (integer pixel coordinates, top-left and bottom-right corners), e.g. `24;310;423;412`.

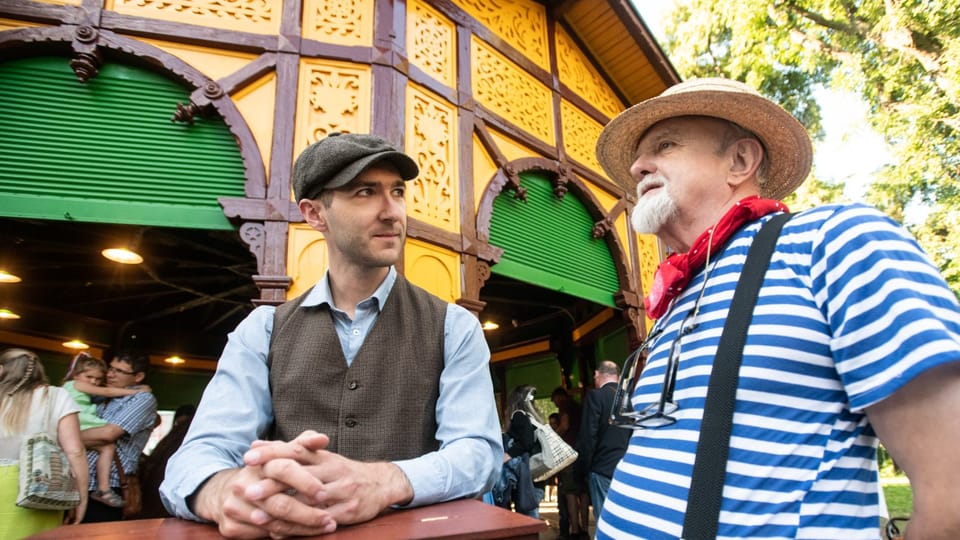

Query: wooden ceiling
554;0;680;106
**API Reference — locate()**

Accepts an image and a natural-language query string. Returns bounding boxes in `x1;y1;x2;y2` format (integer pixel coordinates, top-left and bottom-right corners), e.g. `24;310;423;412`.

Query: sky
629;0;893;204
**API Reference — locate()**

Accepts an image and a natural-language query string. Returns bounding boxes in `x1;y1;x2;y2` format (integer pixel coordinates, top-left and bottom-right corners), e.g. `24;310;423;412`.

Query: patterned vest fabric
268;275;446;461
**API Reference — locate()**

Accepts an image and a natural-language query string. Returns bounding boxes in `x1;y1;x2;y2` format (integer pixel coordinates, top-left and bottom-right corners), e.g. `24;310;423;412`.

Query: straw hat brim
595;79;812;201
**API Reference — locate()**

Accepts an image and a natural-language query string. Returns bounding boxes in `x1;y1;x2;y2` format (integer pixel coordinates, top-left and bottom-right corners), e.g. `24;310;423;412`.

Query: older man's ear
726;138;764;189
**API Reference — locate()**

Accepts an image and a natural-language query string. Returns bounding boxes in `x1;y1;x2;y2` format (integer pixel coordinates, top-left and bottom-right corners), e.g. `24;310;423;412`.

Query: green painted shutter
489;172;620;307
0;56;245;230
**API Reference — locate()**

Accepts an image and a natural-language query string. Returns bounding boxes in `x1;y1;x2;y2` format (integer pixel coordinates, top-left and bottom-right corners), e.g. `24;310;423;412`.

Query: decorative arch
0;25;293;302
475;156;644;344
0;25;266;197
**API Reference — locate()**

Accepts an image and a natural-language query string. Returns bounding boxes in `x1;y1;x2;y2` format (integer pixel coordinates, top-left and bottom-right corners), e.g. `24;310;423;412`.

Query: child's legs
96;443;116;492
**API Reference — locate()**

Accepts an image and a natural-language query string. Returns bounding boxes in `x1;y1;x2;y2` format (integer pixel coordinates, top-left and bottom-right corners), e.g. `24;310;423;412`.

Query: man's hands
192;431;414;539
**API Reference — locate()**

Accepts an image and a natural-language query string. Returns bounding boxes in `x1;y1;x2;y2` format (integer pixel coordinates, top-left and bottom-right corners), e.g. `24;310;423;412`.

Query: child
62;352;150;508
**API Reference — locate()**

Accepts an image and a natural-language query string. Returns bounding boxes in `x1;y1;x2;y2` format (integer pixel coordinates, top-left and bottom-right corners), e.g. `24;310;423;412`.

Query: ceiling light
102;248;143;264
482;321;499;331
62;339;90;350
164;355;185;365
0;270;21;283
0;308;21;319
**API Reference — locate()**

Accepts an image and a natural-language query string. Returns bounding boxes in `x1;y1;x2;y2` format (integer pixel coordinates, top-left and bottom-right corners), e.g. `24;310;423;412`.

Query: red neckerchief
644;196;789;319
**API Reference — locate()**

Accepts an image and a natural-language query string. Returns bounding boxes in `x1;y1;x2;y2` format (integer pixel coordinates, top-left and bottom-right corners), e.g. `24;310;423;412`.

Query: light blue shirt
160;267;503;520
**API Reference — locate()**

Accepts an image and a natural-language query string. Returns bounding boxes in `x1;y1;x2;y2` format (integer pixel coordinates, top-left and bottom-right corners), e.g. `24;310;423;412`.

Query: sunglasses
610;229;718;429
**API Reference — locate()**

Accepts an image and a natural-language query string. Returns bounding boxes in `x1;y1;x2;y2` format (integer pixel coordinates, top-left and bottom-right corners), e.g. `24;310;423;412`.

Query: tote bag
525;413;578;482
16;397;81;510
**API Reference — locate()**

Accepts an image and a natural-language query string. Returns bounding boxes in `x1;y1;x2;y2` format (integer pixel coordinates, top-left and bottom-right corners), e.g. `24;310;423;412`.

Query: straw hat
595;78;813;201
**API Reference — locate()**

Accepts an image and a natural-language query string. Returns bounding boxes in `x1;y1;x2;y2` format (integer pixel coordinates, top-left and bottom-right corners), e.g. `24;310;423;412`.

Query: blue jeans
589;472;612;517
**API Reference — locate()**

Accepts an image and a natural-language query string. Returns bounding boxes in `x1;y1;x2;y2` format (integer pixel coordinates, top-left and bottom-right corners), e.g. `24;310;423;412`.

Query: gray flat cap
292;132;419;201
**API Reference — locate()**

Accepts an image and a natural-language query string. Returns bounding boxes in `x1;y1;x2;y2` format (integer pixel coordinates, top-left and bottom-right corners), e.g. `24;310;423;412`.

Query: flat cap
292;132;419;201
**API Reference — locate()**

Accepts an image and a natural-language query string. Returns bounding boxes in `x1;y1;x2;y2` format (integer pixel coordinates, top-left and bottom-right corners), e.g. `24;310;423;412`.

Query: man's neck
327;265;390;318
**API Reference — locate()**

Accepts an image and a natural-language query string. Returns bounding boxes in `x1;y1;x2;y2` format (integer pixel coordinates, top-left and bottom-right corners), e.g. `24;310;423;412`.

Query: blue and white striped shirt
598;204;960;539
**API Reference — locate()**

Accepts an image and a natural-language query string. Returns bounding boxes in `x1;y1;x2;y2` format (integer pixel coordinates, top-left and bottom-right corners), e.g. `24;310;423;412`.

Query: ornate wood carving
69;26;101;82
112;0;279;35
408;0;455;88
554;25;622;119
408;86;458;230
450;0;549;69
471;37;554;145
239;222;265;269
302;0;372;46
560;99;604;171
501;164;527;202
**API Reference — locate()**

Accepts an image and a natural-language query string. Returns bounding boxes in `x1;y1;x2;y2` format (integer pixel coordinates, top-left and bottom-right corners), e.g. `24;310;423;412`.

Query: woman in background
0;348;89;538
493;384;545;518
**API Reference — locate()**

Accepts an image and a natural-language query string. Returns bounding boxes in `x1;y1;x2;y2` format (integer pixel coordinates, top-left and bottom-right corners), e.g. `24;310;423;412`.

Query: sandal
92;489;125;508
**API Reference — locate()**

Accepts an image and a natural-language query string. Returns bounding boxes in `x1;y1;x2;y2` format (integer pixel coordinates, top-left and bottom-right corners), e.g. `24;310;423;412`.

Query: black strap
681;212;793;540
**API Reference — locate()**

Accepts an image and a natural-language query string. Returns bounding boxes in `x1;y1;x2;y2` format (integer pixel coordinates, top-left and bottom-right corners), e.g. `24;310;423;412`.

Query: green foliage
883;484;913;520
661;0;960;297
784;174;848;211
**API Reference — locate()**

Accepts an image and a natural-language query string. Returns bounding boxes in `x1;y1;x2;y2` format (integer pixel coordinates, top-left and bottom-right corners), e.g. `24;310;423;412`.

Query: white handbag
525;412;578;482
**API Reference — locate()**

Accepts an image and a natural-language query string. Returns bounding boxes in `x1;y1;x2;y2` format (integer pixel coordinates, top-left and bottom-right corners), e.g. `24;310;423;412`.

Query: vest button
348;381;359;390
345;419;358;428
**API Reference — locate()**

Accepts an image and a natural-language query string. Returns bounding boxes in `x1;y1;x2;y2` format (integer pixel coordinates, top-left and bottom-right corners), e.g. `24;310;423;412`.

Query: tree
659;0;960;297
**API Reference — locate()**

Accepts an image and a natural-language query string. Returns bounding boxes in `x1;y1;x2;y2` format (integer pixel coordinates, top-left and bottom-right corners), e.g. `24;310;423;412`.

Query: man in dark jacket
576;360;631;515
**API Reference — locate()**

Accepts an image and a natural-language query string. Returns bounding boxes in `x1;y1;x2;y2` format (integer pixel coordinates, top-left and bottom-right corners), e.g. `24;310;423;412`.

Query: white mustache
636;173;668;197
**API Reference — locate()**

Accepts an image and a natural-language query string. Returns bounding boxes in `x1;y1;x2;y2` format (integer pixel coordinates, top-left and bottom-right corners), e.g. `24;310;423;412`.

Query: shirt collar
300;266;397;312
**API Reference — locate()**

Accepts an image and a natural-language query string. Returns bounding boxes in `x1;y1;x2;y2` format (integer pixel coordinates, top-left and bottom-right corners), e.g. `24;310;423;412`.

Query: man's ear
298;199;328;232
728;138;764;188
134;372;145;385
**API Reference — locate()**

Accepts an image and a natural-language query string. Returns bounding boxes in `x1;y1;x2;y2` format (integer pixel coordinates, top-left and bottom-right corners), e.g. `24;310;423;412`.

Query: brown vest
268;274;445;461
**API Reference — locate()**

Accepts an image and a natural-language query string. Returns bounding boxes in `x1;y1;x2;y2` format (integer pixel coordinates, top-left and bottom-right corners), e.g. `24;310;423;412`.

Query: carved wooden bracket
501;164;528;201
593;198;629;239
552;164;572;199
69;26;102;82
239;222;265;270
592;217;613;239
477;260;493;291
172;81;226;124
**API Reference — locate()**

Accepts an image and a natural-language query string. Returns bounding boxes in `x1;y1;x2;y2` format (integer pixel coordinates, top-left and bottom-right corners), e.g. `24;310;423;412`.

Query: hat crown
595;77;812;201
292;132;419;200
662;77;762;98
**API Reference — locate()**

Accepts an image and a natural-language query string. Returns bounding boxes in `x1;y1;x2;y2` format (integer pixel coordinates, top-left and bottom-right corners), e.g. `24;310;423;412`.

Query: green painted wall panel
489;173;620;307
0;56;245;230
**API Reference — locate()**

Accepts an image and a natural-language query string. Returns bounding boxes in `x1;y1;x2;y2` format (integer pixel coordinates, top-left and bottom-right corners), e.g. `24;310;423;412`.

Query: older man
594;78;960;539
161;133;502;539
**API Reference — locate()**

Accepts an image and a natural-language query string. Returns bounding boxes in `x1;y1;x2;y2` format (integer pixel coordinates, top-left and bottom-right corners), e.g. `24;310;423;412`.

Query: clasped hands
195;430;413;539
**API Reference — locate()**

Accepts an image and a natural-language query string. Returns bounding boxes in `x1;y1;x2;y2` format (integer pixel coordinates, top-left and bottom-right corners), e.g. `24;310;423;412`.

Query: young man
160;133;503;539
574;360;629;516
79;350;158;523
593;78;960;539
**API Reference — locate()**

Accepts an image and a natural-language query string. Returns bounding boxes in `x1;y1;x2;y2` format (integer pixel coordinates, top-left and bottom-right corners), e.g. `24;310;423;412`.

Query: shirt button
345;419;357;428
352;329;360;336
348;381;359;390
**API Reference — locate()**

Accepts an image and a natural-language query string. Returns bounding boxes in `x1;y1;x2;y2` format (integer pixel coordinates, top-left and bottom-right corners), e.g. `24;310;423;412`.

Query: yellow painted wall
405;239;461;304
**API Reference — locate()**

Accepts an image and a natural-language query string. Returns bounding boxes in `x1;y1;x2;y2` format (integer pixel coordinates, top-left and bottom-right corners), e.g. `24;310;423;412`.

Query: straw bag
525;413;578;482
16;399;81;510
